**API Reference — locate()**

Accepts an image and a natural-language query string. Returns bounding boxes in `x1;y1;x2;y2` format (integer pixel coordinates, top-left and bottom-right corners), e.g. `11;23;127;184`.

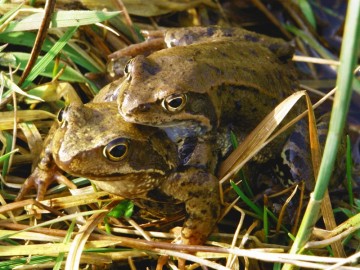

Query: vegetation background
0;0;359;269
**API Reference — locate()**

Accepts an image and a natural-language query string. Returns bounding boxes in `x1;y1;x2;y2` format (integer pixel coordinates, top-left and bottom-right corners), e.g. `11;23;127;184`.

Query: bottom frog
20;101;220;246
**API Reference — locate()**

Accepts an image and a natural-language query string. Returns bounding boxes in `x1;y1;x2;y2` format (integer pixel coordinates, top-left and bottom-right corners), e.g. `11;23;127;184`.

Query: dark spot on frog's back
244;34;259;43
187;93;217;128
241;66;256;76
289;130;307;147
188;191;202;198
140;58;160;76
219;51;229;58
268;43;282;53
204;62;223;76
210;202;219;214
206;27;215;36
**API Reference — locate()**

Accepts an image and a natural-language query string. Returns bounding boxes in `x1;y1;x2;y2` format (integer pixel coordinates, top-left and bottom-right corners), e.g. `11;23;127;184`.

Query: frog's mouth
90;172;164;198
76;169;166;180
119;112;208;143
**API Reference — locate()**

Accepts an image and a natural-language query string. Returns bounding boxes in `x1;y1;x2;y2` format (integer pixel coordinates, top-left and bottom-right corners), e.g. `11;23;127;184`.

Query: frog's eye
103;138;129;161
162;93;187;113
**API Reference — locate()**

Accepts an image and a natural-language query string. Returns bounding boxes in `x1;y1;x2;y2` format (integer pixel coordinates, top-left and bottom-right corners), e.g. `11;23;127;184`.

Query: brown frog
54;102;220;245
18;84;220;246
115;26;300;172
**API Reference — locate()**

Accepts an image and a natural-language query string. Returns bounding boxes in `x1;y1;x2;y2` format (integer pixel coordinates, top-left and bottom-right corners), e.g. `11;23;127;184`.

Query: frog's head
117;47;223;140
52;102;178;197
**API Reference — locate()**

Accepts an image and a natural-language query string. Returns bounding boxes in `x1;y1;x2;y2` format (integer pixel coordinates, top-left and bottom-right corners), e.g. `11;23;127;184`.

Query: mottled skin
18;93;220;246
53;103;177;197
18;26;304;248
116;26;300;172
53;102;220;245
118;40;297;136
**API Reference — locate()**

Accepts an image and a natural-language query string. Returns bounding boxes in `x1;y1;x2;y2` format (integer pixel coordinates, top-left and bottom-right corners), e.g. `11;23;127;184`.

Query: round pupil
169;97;183;108
110;144;127;157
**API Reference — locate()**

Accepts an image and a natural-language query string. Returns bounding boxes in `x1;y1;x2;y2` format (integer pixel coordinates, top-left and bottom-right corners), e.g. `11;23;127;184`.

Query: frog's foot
155;255;186;270
156;255;169;270
16;165;76;201
180;196;218;245
162;167;221;246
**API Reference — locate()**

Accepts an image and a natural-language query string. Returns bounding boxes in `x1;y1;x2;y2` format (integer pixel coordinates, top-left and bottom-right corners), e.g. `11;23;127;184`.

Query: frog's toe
181;225;208;246
16;169;46;201
53;172;77;191
16;175;36;201
17;168;76;201
156;255;169;270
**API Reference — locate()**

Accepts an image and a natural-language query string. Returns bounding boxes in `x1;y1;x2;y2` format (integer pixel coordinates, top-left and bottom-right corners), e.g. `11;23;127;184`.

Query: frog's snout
117;100;138;122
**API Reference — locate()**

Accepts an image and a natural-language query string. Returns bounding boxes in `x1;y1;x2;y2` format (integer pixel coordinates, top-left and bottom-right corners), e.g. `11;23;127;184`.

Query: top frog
117;26;298;144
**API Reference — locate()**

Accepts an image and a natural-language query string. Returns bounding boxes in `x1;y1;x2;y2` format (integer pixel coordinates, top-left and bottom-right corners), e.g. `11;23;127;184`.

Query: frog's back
150;39;299;129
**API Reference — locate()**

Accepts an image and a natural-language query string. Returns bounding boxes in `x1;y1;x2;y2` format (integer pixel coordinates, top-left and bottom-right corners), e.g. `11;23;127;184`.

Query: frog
53;102;220;245
115;26;300;175
110;26;294;70
16;77;127;199
17;82;220;246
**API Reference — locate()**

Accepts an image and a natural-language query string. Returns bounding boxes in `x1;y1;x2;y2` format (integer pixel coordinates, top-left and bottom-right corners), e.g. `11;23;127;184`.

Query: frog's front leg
162;167;220;245
17;125;76;200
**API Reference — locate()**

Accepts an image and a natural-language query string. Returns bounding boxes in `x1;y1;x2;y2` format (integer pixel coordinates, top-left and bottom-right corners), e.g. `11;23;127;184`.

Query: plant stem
282;0;360;269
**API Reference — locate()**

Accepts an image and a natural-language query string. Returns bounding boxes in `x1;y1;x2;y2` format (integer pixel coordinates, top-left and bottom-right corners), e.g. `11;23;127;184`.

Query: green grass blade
229;131;254;198
0;32;103;72
0;256;55;269
285;24;335;60
263;204;269;243
346;135;354;207
107;200;134;218
1;72;43;101
296;0;316;28
0;149;18;163
230;180;263;218
8;52;88;83
0;132;12;180
283;1;360;268
312;0;359;208
21;26;78;87
3;10;120;32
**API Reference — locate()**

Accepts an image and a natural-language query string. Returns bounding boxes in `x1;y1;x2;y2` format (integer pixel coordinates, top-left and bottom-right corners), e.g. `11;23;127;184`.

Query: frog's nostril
138;104;151;112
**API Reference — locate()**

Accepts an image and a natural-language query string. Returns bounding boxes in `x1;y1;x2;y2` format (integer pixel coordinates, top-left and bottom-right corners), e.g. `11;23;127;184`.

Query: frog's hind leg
161;167;221;246
277;113;346;191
